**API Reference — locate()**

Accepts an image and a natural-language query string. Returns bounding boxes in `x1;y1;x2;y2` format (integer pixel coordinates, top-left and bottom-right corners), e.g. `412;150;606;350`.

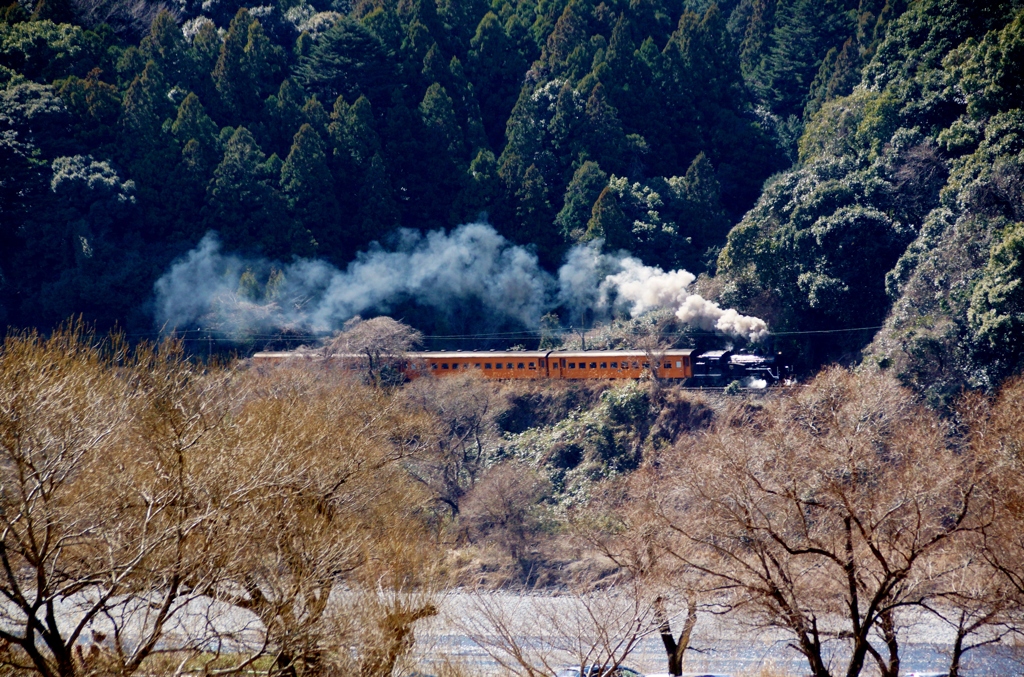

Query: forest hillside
2;0;1024;401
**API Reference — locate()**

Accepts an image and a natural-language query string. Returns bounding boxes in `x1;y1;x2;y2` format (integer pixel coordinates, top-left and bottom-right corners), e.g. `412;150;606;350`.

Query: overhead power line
138;325;888;344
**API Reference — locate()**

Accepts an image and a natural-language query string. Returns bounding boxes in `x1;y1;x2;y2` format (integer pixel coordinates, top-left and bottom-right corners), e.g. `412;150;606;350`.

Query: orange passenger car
252;349;695;380
411;351;551;380
550;350;692;379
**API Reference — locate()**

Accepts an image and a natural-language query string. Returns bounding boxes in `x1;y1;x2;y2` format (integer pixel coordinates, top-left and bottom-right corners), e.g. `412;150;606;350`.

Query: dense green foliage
0;0;890;330
712;0;1024;403
5;0;1024;400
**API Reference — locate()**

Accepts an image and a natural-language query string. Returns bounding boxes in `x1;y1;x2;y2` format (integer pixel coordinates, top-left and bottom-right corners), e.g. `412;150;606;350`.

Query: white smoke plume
604;257;770;342
555;241;770;342
154;224;552;335
153;224;769;342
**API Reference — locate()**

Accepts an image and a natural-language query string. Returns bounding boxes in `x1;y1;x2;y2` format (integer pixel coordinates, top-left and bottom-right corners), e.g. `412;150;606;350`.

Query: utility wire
123;324;887;343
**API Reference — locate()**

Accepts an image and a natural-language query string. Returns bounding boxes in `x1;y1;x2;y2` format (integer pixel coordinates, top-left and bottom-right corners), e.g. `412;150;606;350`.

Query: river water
412;592;1024;677
6;591;1021;676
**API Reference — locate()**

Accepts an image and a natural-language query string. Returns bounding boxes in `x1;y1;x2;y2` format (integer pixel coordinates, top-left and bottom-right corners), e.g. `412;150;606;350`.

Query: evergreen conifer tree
281;123;337;259
301;96;329;139
140;11;192;90
447;56;489;152
586;185;631;251
421;43;448;89
420;82;463;160
680;152;729;253
296;17;395;111
738;0;776;81
760;0;856;117
468;11;529;149
262;79;306;157
384;91;428;223
354;152;400;247
205;126;293;256
453;147;501;223
514;163;561;263
336;95;381;167
119;59;178;236
169;92;219;239
190;19;221;105
584;83;625;172
362;5;404;60
545;0;588;69
604;13;639;117
212;9;256;120
549;82;583;161
171;92;219;163
556;160;608;241
120;59;171;146
57;68;120;149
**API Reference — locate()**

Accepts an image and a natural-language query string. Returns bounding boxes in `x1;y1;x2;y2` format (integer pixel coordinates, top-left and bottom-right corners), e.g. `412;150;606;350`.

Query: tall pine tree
280;123;336;259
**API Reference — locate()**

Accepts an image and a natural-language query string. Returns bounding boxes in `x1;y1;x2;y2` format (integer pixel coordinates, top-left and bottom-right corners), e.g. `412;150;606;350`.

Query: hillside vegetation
6;325;1024;677
9;2;1024;673
7;0;1024;400
5;0;1024;399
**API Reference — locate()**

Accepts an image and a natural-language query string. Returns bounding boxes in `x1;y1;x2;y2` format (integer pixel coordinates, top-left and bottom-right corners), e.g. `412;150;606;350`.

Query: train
251;348;789;386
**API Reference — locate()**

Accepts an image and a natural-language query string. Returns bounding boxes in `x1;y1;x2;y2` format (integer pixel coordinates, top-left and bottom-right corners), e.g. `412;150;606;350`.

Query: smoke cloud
602;256;769;342
153;223;769;342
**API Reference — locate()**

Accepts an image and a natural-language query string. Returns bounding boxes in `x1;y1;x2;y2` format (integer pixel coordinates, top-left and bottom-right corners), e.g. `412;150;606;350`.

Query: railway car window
676;361;682;368
441;364;449;369
643;362;649;368
507;363;513;369
600;362;607;368
517;363;524;369
462;364;469;369
610;362;618;368
529;362;536;369
474;363;481;368
431;364;438;370
664;363;671;369
485;363;492;369
568;363;576;369
539;360;545;367
589;362;596;369
631;362;639;369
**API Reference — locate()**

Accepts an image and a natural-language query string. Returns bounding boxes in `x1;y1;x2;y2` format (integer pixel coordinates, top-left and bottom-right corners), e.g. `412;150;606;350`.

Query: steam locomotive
252;348;788;386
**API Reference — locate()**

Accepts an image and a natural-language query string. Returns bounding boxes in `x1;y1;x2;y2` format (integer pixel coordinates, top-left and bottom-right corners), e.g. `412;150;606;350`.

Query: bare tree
0;326;134;677
916;546;1021;677
0;327;237;677
400;372;498;517
89;338;239;675
459;463;550;577
575;479;703;676
964;376;1024;673
212;366;441;676
326;317;423;387
640;368;985;677
0;325;447;677
453;580;658;677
